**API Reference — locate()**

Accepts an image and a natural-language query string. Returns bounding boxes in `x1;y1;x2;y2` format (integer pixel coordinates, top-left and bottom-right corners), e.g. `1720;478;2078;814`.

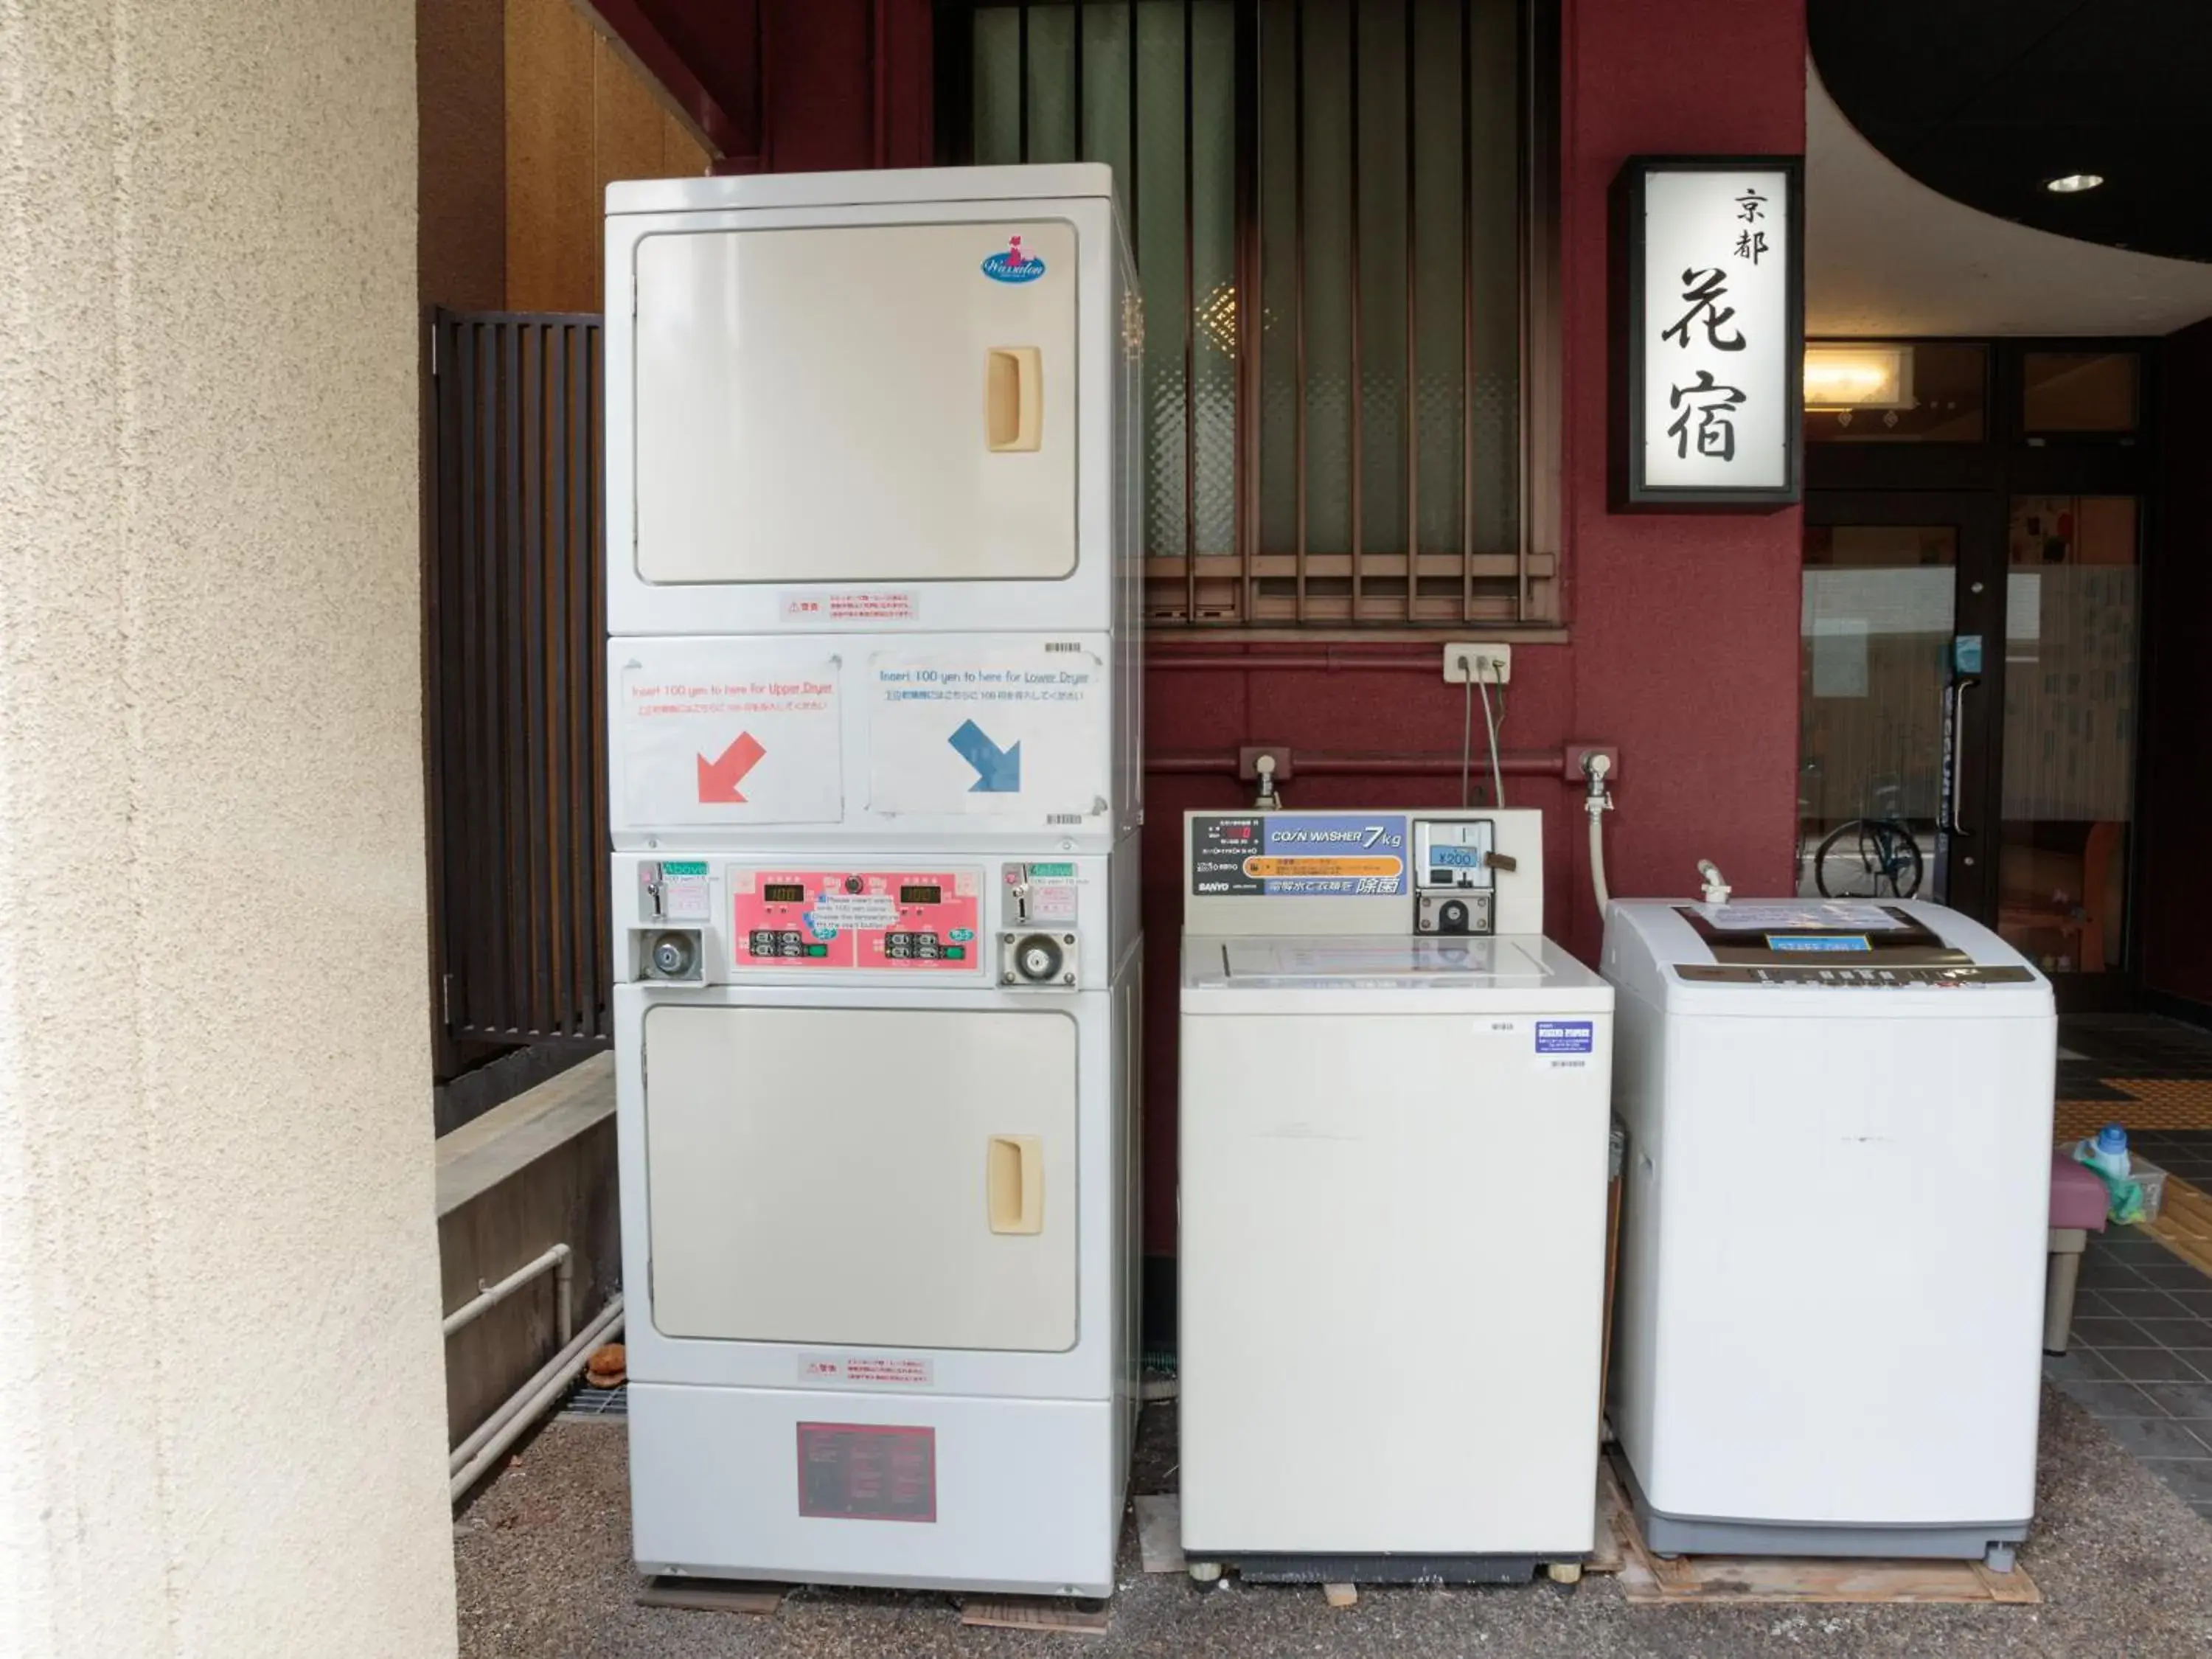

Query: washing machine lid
1601;899;2053;1015
1181;933;1613;1015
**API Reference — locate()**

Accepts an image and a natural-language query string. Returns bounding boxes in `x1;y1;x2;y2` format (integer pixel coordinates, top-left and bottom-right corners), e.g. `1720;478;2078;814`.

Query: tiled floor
2060;1014;2212;1080
2046;1216;2212;1522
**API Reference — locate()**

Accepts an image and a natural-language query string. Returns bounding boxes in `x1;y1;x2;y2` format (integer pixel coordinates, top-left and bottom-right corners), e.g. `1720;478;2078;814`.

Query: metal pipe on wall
1146;652;1471;672
442;1241;572;1340
1150;750;1568;777
451;1295;626;1500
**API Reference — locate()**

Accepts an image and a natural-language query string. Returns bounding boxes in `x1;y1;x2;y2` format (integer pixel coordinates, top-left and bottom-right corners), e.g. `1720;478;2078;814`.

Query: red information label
796;1423;936;1523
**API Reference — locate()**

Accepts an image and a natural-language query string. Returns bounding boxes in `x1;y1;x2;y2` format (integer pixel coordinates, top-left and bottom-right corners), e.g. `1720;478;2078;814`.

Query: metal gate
425;310;610;1073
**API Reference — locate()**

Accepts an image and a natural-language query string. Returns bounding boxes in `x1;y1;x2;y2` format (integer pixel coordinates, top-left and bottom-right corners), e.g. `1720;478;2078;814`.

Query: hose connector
1697;859;1732;905
1582;750;1614;818
1253;751;1283;813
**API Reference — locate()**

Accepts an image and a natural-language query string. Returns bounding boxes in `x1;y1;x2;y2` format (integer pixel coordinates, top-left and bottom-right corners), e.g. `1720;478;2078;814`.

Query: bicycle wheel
1872;821;1924;900
1815;821;1885;898
1815;820;1924;899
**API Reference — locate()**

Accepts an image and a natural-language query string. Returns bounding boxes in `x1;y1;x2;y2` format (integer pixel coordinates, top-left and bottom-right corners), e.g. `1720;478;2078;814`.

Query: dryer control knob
1013;933;1065;984
649;932;697;979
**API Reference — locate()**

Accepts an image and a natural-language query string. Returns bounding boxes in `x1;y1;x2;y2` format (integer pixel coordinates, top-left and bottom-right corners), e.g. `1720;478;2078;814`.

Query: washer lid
1182;933;1613;1015
1219;936;1554;985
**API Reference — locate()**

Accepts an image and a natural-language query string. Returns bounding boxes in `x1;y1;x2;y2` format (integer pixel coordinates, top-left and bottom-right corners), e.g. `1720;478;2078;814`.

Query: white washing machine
1601;899;2056;1568
1178;808;1615;1583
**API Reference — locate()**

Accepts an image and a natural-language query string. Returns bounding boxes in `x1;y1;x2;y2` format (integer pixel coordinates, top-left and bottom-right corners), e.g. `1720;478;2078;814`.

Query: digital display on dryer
762;883;806;904
899;884;944;905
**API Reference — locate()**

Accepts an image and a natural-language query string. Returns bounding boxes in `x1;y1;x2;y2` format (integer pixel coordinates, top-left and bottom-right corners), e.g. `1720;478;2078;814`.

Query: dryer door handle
987;1135;1045;1234
985;347;1043;452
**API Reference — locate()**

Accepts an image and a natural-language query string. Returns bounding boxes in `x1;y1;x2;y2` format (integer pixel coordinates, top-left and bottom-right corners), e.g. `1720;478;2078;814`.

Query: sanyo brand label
981;233;1047;283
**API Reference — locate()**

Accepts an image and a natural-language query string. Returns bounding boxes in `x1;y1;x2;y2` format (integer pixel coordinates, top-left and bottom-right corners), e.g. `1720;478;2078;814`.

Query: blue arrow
948;719;1022;793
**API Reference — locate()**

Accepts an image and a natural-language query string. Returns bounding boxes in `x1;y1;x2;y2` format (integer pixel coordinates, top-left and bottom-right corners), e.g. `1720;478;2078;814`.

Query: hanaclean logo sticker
981;233;1046;284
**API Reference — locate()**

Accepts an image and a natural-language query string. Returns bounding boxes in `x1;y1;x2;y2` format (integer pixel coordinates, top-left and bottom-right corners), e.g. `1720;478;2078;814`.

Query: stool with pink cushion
2045;1152;2111;1354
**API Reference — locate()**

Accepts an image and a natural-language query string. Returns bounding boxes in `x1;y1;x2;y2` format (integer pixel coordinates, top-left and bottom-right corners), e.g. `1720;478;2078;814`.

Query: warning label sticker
799;1353;936;1389
616;643;843;827
797;1423;936;1523
780;590;919;627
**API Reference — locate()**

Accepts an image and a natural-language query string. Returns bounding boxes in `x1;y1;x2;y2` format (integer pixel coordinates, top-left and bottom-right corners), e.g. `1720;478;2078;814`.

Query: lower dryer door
643;1004;1079;1352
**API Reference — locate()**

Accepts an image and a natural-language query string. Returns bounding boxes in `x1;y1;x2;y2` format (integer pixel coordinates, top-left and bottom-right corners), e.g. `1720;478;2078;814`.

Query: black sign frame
1610;154;1806;512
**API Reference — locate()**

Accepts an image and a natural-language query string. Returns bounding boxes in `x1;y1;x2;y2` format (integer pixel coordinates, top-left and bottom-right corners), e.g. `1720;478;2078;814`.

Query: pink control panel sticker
730;868;981;970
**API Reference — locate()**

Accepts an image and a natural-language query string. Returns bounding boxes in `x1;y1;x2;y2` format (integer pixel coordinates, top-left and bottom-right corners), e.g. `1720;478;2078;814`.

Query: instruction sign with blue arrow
948;719;1022;792
867;643;1108;818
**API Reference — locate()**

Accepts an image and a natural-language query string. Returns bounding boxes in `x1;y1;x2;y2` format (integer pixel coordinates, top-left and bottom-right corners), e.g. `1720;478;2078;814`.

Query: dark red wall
2140;317;2212;1014
723;0;1811;1259
1138;0;1806;1256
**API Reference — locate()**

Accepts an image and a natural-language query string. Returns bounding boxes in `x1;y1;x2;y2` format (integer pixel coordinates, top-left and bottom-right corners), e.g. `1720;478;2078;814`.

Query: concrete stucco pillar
0;4;457;1656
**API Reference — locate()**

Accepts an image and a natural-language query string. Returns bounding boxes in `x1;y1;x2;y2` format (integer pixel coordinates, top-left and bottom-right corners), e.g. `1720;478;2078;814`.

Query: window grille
939;0;1557;630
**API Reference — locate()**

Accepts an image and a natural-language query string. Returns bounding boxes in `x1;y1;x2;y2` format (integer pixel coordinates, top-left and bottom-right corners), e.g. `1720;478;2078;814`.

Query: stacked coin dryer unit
605;164;1143;1598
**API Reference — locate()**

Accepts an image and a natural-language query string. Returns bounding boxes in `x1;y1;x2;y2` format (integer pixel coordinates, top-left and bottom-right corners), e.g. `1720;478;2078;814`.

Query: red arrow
696;732;766;803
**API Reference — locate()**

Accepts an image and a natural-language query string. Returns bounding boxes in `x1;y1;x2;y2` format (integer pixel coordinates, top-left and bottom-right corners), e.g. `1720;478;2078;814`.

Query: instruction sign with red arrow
697;731;766;802
616;642;842;828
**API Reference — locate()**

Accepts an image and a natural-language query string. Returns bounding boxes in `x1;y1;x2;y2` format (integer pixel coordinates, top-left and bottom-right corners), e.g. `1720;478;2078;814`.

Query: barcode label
1044;641;1083;653
1046;813;1085;825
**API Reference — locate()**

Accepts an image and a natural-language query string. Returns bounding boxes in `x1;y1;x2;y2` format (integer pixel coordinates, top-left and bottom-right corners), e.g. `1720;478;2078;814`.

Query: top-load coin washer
1178;807;1615;1585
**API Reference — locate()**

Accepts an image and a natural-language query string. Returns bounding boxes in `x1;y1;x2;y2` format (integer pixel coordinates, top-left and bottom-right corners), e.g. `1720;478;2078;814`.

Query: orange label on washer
1243;855;1405;880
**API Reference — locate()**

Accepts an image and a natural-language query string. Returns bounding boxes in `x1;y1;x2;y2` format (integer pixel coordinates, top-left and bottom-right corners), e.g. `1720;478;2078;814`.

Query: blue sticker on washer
981;234;1047;283
1534;1020;1594;1055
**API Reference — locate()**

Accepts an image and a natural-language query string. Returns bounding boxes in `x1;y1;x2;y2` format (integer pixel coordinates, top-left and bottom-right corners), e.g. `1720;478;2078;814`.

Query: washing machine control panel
729;866;982;971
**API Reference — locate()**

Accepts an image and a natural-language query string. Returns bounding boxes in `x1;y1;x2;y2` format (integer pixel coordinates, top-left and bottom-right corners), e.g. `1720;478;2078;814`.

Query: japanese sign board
1613;156;1803;509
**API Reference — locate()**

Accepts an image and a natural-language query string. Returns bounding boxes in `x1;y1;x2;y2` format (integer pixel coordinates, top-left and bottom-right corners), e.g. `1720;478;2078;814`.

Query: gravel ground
455;1386;2212;1658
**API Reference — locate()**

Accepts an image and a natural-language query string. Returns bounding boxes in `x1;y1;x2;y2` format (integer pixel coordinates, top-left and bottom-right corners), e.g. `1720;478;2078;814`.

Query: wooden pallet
1587;1461;1628;1575
1600;1462;2039;1607
636;1576;787;1615
960;1595;1112;1635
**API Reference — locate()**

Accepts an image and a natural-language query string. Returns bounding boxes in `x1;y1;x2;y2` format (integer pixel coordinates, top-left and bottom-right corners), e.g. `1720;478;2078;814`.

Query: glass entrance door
1801;491;2142;995
1998;496;2140;980
1799;494;2006;924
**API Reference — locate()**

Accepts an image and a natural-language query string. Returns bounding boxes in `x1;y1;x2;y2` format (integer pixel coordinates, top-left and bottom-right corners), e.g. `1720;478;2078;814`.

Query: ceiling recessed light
2045;173;2105;194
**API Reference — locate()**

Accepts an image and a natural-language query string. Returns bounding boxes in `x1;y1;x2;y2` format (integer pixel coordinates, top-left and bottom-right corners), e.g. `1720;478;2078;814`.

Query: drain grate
560;1382;628;1420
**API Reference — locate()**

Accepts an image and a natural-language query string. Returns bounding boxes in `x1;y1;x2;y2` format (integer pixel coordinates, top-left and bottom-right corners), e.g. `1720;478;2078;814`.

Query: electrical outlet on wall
1442;643;1513;685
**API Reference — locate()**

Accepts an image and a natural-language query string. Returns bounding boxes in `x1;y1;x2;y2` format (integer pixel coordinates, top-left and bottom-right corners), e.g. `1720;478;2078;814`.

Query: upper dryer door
616;209;1107;632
